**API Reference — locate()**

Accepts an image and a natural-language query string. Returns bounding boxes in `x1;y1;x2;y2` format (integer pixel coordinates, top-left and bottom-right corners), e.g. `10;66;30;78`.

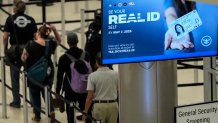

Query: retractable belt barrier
0;55;102;123
0;0;95;26
0;3;102;121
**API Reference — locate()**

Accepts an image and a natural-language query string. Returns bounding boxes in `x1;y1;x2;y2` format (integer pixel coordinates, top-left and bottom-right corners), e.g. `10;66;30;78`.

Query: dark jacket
56;47;90;95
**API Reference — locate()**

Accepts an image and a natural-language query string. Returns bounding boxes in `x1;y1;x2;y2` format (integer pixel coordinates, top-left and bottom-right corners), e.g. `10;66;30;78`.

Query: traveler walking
21;23;61;122
56;32;90;123
83;53;119;123
3;0;37;108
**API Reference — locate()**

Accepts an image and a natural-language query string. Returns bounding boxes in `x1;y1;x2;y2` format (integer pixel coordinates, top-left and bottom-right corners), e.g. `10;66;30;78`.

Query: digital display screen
102;0;218;64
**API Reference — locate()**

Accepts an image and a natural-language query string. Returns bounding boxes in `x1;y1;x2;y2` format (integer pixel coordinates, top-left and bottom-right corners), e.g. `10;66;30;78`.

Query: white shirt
87;67;119;100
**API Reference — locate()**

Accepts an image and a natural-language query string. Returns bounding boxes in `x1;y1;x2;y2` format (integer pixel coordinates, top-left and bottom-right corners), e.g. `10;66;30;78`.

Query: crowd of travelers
2;1;119;123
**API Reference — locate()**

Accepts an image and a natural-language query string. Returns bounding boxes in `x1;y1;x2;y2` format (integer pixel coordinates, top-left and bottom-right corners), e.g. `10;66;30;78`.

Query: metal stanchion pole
73;103;76;123
54;0;66;90
84;0;89;20
61;0;66;46
69;102;76;123
80;9;85;48
44;86;50;123
24;0;29;14
74;1;79;13
8;0;12;13
1;57;7;118
194;61;199;83
22;72;28;123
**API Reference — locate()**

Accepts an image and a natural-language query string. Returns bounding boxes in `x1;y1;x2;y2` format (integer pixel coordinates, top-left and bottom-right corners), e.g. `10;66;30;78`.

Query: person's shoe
32;117;41;122
76;115;83;121
50;112;55;123
9;102;20;108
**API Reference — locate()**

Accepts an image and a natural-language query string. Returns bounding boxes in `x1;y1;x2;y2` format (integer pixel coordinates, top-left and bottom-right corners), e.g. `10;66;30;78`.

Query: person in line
85;9;102;71
164;0;195;51
56;32;90;123
21;24;61;122
85;9;113;71
3;0;37;108
83;53;119;123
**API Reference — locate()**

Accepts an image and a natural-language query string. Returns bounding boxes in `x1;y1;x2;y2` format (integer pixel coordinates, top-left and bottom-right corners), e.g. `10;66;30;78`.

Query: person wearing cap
56;32;90;123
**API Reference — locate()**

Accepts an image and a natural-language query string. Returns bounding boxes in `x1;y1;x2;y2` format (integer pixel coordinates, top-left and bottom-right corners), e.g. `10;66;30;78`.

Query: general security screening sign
176;101;218;123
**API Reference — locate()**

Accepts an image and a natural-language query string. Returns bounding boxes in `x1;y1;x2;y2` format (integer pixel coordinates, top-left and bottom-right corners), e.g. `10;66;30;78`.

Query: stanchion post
84;0;89;20
80;9;85;48
55;0;66;90
194;61;199;83
74;1;79;13
22;72;28;123
1;57;7;118
61;0;66;47
44;86;50;123
8;0;12;13
69;102;76;123
24;0;29;14
73;103;76;123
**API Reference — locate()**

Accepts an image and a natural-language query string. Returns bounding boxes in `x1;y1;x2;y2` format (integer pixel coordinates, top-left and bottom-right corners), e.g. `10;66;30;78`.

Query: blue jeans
10;65;21;105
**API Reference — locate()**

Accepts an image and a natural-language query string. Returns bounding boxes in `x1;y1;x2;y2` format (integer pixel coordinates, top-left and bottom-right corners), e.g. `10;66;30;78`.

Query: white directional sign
176;101;218;123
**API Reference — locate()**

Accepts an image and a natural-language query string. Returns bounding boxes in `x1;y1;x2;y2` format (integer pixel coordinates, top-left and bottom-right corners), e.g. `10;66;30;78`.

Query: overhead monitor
102;0;218;64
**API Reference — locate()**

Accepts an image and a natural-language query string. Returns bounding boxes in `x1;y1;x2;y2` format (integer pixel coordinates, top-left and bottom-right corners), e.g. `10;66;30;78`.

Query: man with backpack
56;32;91;123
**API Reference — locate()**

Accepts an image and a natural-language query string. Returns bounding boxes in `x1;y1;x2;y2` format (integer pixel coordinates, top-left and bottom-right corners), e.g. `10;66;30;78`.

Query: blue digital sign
102;0;218;64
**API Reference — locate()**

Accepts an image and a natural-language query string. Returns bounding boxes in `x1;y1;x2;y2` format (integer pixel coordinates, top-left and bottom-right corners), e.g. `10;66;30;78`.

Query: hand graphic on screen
164;28;194;50
164;3;195;51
